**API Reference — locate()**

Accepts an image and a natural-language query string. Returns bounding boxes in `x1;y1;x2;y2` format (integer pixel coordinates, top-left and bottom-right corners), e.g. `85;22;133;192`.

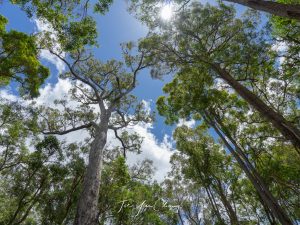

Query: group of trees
0;0;299;224
139;0;299;224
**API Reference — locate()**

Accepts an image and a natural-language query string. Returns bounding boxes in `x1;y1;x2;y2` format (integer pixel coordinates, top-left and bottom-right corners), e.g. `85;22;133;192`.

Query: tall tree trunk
215;178;239;225
213;113;293;225
195;163;225;223
224;0;300;20
74;119;109;225
205;186;225;224
211;63;300;153
257;194;278;225
203;112;293;225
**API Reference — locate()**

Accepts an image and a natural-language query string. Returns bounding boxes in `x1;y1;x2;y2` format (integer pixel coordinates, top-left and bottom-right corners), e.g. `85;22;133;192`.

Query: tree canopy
0;0;299;224
0;15;49;97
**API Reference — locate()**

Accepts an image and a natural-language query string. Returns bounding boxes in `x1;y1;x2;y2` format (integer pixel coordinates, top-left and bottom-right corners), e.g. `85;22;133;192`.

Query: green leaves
136;1;300;222
98;156;177;225
0;124;86;224
0;15;49;97
0;0;107;97
94;0;114;14
62;17;98;51
0;0;298;223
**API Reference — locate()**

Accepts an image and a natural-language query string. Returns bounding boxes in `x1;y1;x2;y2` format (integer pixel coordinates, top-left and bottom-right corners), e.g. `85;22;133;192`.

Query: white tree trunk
74;119;109;225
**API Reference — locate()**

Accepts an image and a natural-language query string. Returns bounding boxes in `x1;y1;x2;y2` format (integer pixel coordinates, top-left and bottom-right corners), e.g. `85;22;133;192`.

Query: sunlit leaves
0;15;49;97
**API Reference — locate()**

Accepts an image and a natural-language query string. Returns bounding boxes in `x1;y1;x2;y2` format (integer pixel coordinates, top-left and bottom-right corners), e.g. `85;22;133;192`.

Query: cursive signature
117;200;180;217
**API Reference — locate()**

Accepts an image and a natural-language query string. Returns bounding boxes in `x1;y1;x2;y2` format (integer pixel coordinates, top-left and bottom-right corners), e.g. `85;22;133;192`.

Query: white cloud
34;18;52;33
214;78;234;93
105;100;174;182
40;50;66;74
35;79;72;106
33;18;66;75
177;119;196;128
64;122;174;183
141;99;152;114
124;124;173;182
1;80;174;182
272;41;288;67
271;41;287;52
0;89;18;102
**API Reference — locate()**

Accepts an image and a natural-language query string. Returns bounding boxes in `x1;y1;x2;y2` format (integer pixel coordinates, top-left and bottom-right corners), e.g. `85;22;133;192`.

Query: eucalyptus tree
156;66;299;224
11;0;113;20
165;138;277;224
98;156;178;225
135;1;299;223
270;0;300;98
0;99;33;175
0;98;86;224
35;44;153;224
172;125;240;224
0;97;175;224
136;2;300;151
172;124;289;224
7;0;114;53
163;163;216;225
0;136;86;225
132;3;299;223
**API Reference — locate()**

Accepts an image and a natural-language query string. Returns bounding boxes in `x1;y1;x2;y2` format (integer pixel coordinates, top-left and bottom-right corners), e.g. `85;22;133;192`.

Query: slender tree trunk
203;112;293;225
195;164;225;223
258;194;278;225
74;118;109;225
215;115;293;225
212;111;288;215
211;63;300;153
224;0;300;20
215;179;239;225
62;175;83;224
205;186;225;224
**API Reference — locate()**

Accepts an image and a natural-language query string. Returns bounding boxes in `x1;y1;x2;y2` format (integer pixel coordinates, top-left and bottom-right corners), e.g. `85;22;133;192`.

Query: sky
0;0;177;140
0;0;178;181
0;0;251;181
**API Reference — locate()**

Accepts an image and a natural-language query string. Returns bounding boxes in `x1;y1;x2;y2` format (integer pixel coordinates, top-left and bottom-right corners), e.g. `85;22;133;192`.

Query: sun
160;4;173;20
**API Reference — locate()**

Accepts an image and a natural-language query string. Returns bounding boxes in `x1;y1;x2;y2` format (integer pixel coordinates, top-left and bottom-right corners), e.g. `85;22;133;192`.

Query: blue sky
0;0;263;180
0;0;182;180
0;0;258;140
0;0;178;141
92;0;178;141
0;0;250;142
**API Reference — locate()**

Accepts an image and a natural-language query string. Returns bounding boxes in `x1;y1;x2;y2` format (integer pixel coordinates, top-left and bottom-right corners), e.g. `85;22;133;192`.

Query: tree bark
74;118;109;225
205;186;225;224
215;178;239;225
212;63;300;153
224;0;300;20
257;194;278;225
203;112;293;225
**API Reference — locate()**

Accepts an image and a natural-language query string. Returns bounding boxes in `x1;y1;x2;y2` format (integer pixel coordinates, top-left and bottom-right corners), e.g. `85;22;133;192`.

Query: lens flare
160;4;173;20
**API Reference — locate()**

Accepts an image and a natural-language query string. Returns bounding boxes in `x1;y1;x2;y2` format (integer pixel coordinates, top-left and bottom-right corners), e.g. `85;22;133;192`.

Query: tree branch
42;122;97;135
